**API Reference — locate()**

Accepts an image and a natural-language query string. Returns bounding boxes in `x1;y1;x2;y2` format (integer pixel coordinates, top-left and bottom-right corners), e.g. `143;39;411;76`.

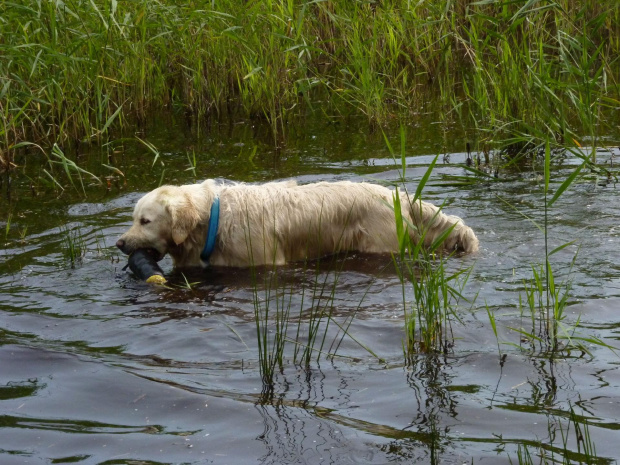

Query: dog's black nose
116;239;125;250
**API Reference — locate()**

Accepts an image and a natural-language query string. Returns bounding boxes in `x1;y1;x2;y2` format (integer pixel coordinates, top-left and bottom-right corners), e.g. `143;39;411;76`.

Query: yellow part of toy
145;275;167;285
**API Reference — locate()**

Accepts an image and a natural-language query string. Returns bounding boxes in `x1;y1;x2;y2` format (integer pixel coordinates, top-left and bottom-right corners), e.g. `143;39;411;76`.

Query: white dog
116;179;478;268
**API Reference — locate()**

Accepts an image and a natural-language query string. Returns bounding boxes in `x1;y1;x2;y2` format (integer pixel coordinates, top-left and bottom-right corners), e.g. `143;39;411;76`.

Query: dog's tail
403;195;479;254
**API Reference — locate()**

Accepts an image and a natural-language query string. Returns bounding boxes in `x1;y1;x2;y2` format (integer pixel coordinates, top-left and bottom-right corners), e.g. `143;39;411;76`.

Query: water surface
1;114;619;464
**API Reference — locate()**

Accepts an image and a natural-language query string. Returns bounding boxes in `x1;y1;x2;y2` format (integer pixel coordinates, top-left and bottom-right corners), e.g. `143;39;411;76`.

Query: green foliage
4;212;11;242
251;252;381;387
386;131;475;358
60;225;86;268
1;0;617;162
396;244;472;357
512;407;600;465
492;138;617;357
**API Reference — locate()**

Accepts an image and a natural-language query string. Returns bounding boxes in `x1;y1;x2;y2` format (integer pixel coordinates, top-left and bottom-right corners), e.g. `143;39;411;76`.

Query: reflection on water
1;115;620;463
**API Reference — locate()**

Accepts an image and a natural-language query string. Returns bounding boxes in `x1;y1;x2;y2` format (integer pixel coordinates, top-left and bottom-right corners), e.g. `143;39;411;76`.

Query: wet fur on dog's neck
165;180;219;268
167;223;210;267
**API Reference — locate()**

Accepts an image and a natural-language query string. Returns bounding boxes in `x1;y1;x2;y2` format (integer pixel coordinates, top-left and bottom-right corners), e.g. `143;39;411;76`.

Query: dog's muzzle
116;238;130;255
116;239;165;262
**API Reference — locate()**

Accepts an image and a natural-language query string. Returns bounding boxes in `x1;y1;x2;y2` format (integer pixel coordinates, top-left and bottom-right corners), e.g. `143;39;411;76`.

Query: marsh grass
251;265;292;384
250;209;382;386
397;248;472;357
292;256;382;368
1;0;617;166
14;141;102;195
60;226;86;268
512;407;599;465
393;200;473;358
93;230;119;262
385;128;475;358
1;212;27;246
49;144;102;195
251;259;374;387
185;150;198;180
485;141;617;358
4;212;12;243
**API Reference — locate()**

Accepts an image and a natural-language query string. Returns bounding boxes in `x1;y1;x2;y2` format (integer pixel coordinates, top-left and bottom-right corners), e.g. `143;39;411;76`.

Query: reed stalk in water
1;0;617;163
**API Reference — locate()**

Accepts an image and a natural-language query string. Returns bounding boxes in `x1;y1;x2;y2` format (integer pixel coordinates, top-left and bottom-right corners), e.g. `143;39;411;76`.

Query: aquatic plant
60;226;86;268
506;142;615;356
386;129;475;357
251;265;293;385
50;144;102;196
1;0;616;161
486;302;505;364
185;150;198;180
250;220;381;386
512;407;599;464
93;230;119;262
396;243;472;357
3;212;11;243
251;261;349;386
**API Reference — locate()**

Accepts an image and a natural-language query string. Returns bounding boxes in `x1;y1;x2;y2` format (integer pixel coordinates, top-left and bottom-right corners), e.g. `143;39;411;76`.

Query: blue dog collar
200;196;220;262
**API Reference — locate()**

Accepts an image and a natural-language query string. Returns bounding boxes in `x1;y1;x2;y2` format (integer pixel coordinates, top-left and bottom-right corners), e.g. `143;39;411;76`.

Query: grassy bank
1;0;618;169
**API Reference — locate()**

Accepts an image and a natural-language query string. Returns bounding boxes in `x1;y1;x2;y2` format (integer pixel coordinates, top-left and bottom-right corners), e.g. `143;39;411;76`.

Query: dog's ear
167;193;201;246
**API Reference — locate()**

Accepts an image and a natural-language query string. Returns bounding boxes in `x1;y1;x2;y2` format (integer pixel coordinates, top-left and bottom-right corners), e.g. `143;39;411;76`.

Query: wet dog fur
116;179;479;268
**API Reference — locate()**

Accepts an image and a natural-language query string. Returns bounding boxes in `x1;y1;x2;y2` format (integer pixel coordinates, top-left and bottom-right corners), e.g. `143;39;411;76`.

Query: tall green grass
250;220;384;387
487;141;617;357
251;259;382;387
385;128;475;358
392;180;474;357
60;225;86;267
1;0;617;170
14;142;101;196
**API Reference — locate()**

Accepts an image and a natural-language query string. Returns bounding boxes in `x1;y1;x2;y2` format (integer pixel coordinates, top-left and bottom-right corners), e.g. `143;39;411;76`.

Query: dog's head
116;183;213;260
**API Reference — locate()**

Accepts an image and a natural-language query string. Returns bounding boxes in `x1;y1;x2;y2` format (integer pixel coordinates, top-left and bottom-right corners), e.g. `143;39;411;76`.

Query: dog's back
118;179;478;268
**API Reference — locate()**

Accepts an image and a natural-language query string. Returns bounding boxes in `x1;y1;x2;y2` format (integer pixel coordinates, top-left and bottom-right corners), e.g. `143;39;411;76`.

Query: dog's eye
140;218;151;225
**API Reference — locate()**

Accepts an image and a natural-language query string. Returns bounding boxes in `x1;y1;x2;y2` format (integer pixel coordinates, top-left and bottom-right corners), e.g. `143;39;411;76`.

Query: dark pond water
1;114;620;464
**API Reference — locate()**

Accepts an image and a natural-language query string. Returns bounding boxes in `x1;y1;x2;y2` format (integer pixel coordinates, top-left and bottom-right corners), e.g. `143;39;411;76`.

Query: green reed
386;129;474;358
444;1;617;163
1;0;616;168
4;212;11;243
250;209;381;386
14;141;101;196
251;260;379;387
60;226;86;268
513;407;600;465
395;240;472;358
292;253;382;368
251;265;292;384
491;141;616;357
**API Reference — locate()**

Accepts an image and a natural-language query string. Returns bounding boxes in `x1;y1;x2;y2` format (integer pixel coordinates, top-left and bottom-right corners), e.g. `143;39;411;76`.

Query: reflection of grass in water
515;406;599;465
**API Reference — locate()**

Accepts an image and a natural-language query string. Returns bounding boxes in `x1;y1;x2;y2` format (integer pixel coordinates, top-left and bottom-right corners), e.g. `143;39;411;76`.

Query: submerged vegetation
1;0;618;169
